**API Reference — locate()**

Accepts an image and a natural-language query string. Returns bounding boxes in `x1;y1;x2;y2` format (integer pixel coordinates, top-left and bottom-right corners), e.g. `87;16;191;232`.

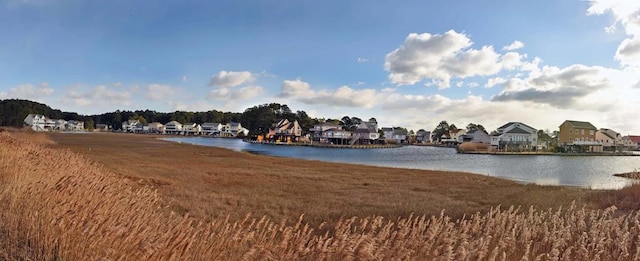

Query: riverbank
245;140;401;149
458;150;640;156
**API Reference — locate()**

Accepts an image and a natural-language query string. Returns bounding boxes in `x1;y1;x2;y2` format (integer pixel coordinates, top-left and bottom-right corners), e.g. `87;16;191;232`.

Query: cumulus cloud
502;40;524;51
64;84;131;107
588;1;640;67
279;79;381;108
357;57;369;63
491;64;612;108
145;84;176;101
208;71;252;88
384;30;513;88
207;86;263;100
485;77;507;88
3;82;54;100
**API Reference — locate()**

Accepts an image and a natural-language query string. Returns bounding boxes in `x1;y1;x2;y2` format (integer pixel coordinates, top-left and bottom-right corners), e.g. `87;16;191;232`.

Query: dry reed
1;132;638;260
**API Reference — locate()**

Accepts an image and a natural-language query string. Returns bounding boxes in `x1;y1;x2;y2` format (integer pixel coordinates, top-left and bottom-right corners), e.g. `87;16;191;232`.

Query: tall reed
1;132;639;260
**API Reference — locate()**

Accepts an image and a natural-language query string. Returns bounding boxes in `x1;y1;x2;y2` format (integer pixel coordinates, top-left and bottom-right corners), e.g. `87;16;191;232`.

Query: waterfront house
165;121;183;134
24;114;46;131
54;119;67;131
227;122;249;137
44;118;56;130
94;124;110;132
558;120;601;152
122;120;140;133
272;119;302;142
595;128;623;151
462;129;490;144
201;122;225;136
382;127;408;144
310;122;342;142
490;122;538;151
321;128;352;145
450;129;467;143
624;136;640;151
147;122;164;133
415;129;431;144
352;121;379;145
182;123;201;135
66;120;84;131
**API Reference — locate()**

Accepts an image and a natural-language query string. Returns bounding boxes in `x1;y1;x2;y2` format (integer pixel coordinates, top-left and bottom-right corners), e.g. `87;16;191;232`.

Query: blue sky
2;0;640;133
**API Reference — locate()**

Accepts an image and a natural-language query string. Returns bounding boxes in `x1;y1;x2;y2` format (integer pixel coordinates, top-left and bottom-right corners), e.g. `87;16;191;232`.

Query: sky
1;0;640;134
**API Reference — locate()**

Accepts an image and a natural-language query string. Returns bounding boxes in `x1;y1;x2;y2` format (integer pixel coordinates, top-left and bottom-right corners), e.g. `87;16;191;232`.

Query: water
164;137;640;189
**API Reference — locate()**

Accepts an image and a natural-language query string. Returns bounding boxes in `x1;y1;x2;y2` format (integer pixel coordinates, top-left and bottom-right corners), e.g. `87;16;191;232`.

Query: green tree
432;121;450;143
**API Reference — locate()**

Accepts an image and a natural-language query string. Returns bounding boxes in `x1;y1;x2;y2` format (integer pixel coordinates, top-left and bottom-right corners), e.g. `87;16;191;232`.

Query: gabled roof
562;120;596;130
505;126;532;134
628;136;640;143
450;129;463;134
497;122;536;131
355;121;377;133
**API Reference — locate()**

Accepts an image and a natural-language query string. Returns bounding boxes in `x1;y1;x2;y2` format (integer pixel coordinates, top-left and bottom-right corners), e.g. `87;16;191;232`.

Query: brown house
558;120;602;152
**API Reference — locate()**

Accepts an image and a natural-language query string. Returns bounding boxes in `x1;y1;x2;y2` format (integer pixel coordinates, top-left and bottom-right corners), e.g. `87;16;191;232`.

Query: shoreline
244;139;402;149
458;150;640;156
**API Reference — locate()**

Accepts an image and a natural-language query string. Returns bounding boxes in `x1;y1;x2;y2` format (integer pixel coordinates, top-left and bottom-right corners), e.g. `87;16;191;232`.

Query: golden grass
3;132;640;259
47;133;591;226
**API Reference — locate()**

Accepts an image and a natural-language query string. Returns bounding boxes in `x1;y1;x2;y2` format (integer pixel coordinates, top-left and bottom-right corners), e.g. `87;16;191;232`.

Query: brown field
47;132;591;225
3;130;640;259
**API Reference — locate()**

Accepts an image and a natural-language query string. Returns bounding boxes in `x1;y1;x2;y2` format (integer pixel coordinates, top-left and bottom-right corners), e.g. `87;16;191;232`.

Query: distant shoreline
244;140;402;149
458;150;640;156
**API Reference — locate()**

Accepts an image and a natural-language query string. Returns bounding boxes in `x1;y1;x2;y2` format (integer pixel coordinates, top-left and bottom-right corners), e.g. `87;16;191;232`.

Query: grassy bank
2;131;640;259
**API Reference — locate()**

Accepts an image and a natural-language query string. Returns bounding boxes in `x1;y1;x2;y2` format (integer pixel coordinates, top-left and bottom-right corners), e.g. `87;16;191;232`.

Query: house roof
628;136;640;143
562;120;596;130
497;122;536;131
355;122;377;133
505;127;532;134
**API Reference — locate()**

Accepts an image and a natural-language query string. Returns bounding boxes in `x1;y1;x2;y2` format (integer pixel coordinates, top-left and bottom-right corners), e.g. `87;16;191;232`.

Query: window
569;130;573;134
589;130;594;135
581;129;584;135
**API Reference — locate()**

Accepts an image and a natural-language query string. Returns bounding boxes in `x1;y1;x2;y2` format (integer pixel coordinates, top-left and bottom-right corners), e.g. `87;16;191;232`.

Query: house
490;122;538;151
147;122;164;134
351;121;379;145
164;121;183;134
54;119;67;131
226;122;249;137
462;129;490;144
382;127;408;144
310;122;342;142
182;123;201;135
415;129;431;144
321;128;352;145
66;120;84;131
24;114;46;131
94;124;110;132
122;120;140;133
271;119;302;142
201;122;225;136
595;128;623;151
624;136;640;151
450;129;467;143
558;120;601;152
44;118;56;130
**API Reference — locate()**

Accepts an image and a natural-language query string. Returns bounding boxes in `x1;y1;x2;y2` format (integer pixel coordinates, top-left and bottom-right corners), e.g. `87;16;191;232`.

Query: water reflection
163;137;640;189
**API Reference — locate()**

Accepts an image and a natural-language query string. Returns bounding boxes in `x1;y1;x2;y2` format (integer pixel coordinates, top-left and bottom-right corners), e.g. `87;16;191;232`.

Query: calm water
164;137;640;189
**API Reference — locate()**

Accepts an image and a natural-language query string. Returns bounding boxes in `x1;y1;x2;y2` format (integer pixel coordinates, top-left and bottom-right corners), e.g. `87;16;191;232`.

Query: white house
182;123;202;135
165;121;183;134
352;121;379;145
44;118;56;130
450;129;467;143
122;120;140;133
227;122;249;137
24;114;46;131
147;122;164;133
202;122;225;136
381;127;408;144
311;122;341;141
415;129;431;144
66;120;85;131
490;122;538;151
54;119;68;131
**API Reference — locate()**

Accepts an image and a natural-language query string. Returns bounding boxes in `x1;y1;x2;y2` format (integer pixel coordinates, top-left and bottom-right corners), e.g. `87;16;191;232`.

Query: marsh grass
2;132;640;260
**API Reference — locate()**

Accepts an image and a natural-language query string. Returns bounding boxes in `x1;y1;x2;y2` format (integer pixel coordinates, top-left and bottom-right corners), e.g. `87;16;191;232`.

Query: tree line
0;99;378;136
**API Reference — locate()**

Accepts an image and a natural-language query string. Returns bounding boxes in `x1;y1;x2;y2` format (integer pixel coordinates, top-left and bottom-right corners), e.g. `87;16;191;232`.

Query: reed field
2;130;640;260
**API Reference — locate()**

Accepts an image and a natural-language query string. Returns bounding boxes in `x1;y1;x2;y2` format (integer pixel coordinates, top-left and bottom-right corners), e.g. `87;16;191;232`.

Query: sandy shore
49;132;593;225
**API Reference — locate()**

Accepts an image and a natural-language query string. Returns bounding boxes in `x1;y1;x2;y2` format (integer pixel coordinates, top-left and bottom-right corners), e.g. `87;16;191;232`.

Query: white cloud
182;76;188;82
64;84;131;107
207;85;263;100
145;84;176;101
357;57;369;63
588;1;640;67
208;71;252;88
279;79;381;108
502;40;524;51
3;82;54;100
485;77;507;88
384;30;510;88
